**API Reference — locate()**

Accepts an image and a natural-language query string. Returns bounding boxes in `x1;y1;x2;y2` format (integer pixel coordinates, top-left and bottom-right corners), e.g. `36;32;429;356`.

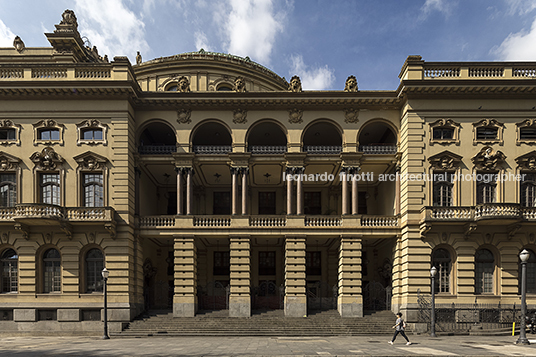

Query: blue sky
1;0;536;90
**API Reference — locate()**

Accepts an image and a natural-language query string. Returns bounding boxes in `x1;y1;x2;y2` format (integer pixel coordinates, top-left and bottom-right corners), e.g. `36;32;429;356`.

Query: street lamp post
430;266;437;337
516;249;530;345
102;267;110;340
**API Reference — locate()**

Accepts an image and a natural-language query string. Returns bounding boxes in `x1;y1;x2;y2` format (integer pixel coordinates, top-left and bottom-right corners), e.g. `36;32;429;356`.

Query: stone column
231;167;238;215
241;168;249;215
337;236;363;317
173;236;197;317
341;167;348;215
351;167;359;215
284;236;307;317
176;167;183;215
229;236;251;317
286;167;294;215
296;167;304;215
395;165;401;215
186;168;193;215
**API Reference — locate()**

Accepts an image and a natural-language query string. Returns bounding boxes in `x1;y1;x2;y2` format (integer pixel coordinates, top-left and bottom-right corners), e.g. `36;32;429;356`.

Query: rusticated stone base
284;295;307;317
337;296;363;317
229;295;251;317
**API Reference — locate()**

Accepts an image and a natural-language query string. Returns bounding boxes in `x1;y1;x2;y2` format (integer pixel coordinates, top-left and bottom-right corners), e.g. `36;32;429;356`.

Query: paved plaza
0;334;536;356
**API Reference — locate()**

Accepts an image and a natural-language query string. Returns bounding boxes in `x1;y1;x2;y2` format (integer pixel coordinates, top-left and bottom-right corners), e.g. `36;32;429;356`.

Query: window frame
42;248;61;294
1;248;18;293
432;248;452;294
84;248;104;293
519;248;536;295
76;119;108;146
33;119;65;146
0;120;21;146
516;119;536;146
475;248;495;295
429;119;460;146
74;152;109;207
472;119;504;146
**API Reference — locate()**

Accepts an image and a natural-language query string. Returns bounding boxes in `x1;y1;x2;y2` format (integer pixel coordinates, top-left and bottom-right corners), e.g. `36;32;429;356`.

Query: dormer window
38;128;60;141
476;127;498;140
433;127;454;140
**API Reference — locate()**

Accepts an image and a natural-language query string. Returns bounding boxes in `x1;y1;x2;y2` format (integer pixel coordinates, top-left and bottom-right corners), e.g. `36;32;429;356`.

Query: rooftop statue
234;77;246;92
13;36;24;52
60;9;78;29
178;76;191;93
344;75;358;92
288;75;302;92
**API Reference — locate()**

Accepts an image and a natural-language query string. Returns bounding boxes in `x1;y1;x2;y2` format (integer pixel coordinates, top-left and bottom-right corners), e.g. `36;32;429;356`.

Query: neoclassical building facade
0;10;536;332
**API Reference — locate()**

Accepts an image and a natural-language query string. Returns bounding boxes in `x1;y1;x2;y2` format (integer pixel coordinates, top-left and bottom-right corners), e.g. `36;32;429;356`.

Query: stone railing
361;215;399;227
359;145;398;154
194;146;232;154
305;216;342;226
249;146;287;154
138;145;177;155
0;68;23;79
420;63;536;80
0;208;15;220
66;207;114;221
31;68;68;79
305;146;342;154
474;203;521;220
424;206;473;221
249;216;287;227
139;216;176;227
0;204;115;223
421;204;531;223
424;67;460;78
193;216;231;227
75;68;112;79
523;207;536;220
15;203;65;218
0;63;132;81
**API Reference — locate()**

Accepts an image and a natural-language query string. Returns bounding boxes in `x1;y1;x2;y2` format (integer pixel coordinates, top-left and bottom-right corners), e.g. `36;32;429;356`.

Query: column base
284;295;307;317
229;295;251;317
173;296;197;317
337;295;363;317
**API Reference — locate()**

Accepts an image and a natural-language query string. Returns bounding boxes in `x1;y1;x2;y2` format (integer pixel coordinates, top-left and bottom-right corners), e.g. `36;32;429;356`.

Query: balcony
138;145;177;155
193;145;232;154
249;146;287;154
420;203;536;224
0;204;115;225
304;146;342;154
139;214;399;233
358;145;398;155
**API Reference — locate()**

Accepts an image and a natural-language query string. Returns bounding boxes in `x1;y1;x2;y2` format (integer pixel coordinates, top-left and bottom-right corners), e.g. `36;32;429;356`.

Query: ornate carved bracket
464;222;477;239
14;223;29;240
507;223;522;240
471;146;506;171
59;222;73;240
105;222;116;239
420;222;432;238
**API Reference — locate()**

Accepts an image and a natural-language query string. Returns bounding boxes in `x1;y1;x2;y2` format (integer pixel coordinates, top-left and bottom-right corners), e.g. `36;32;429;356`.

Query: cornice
400;79;536;98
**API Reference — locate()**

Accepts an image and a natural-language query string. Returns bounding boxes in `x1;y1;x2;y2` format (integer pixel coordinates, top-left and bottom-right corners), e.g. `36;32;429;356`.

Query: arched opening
358;121;397;154
192;121;232;154
247;121;287;154
138;121;177;155
302;121;342;154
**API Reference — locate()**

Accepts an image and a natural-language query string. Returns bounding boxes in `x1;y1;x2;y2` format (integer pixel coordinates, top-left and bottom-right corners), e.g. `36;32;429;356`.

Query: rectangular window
0;129;15;140
433;172;453;206
433;127;454;140
0;173;16;207
521;173;536;207
82;129;103;141
258;192;276;214
38;129;60;141
259;251;276;276
304;192;321;215
306;251;321;275
475;263;494;294
358;191;367;214
83;173;104;207
40;173;60;205
213;251;230;276
476;127;498;140
213;192;230;214
476;172;496;204
43;261;61;293
520;128;536;140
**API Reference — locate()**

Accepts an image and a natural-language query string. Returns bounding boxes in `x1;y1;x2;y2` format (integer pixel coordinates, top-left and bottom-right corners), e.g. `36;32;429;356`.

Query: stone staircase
112;309;399;337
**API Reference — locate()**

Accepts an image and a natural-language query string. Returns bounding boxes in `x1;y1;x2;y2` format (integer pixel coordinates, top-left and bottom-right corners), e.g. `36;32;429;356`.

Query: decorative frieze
177;109;192;124
288;108;303;124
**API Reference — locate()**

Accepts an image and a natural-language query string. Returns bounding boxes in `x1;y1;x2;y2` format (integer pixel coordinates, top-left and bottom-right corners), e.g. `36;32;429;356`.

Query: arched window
43;248;61;293
83;173;104;207
85;249;104;293
521;173;536;207
1;248;17;293
432;248;451;293
475;249;494;294
519;249;536;294
40;173;60;205
0;173;16;207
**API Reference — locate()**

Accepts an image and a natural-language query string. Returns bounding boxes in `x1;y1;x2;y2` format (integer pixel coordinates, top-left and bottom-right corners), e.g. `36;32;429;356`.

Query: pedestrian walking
388;312;411;345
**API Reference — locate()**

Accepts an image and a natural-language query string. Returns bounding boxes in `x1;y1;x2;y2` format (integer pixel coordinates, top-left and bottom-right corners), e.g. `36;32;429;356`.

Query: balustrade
249;216;287;227
514;68;536;77
424;68;460;78
139;216;176;227
0;68;23;79
361;215;399;227
194;216;231;227
305;146;342;154
138;145;177;155
194;146;232;154
31;68;67;79
75;68;111;78
475;203;520;220
358;145;398;154
249;146;287;154
0;208;15;220
305;216;342;226
522;207;536;220
429;206;473;220
469;67;504;77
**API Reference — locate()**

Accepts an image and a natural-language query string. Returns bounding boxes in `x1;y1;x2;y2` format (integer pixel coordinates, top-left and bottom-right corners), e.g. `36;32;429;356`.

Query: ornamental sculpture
13;36;25;52
136;51;142;65
234;77;247;92
177;76;191;93
344;109;359;124
233;109;247;124
288;108;303;124
288;75;302;92
516;151;536;171
471;146;506;170
60;9;78;28
177;109;192;124
344;75;358;92
30;147;63;170
428;151;463;170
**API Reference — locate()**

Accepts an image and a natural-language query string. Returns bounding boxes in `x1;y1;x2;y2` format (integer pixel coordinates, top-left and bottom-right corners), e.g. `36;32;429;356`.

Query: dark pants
391;329;409;342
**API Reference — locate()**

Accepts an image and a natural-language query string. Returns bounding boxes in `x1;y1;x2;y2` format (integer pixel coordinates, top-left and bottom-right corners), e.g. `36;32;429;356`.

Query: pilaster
229;236;251;317
337;236;363;317
173;236;197;317
284;236;307;317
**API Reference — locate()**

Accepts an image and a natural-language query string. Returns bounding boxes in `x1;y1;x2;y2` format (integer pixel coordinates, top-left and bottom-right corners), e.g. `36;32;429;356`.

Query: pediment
516;150;536;171
74;151;108;170
471;146;506;170
428;150;463;170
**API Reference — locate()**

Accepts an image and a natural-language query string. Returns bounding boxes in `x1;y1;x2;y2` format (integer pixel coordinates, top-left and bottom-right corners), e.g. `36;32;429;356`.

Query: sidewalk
0;334;535;356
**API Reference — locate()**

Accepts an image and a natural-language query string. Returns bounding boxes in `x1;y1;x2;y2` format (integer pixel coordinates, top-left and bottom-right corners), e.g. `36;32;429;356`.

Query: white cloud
220;0;285;65
290;54;335;90
74;0;149;62
0;19;16;47
505;0;536;15
420;0;453;17
194;31;210;52
495;17;536;60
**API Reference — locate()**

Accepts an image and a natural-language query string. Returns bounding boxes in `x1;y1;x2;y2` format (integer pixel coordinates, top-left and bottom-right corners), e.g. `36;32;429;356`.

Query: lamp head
520;249;530;263
101;267;109;279
430;266;437;277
